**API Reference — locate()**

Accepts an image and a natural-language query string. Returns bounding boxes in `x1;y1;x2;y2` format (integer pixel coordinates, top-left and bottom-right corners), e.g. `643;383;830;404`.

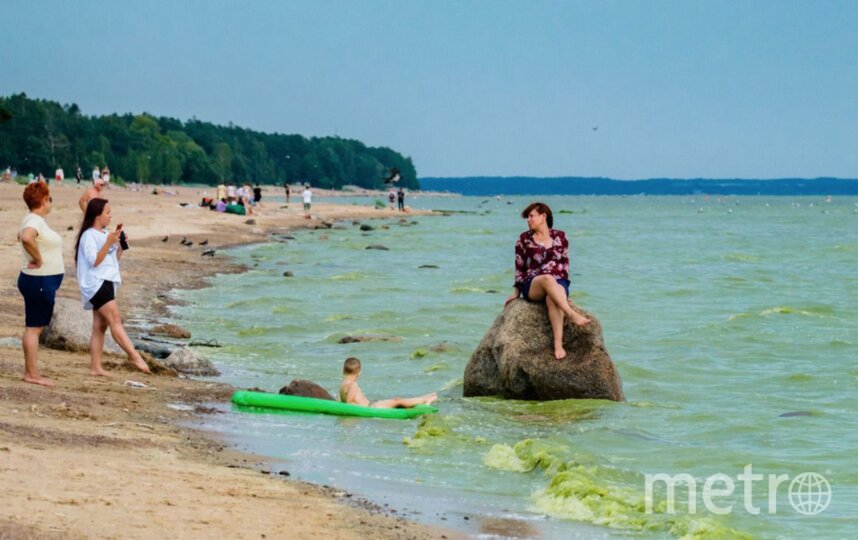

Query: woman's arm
513;235;527;286
83;230;121;268
555;231;570;278
20;228;42;269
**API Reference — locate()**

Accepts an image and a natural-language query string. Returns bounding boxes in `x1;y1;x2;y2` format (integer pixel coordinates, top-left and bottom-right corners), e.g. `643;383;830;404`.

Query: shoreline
0;183;461;539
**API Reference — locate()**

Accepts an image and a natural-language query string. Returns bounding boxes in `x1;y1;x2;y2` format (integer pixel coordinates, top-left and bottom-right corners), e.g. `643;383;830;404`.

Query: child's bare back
340;357;437;409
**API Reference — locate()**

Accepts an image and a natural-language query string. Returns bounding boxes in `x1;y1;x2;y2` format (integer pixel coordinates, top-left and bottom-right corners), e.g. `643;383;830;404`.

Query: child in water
339;357;437;408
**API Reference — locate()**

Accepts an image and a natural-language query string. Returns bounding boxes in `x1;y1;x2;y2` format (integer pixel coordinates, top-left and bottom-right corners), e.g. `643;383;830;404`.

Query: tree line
0;93;418;189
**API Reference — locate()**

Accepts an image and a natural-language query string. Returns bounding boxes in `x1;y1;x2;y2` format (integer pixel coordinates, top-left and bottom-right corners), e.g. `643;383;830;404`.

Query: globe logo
788;472;831;515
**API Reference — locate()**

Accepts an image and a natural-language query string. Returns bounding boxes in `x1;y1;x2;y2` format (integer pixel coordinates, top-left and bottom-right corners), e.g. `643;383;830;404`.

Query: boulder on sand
41;297;122;354
279;379;335;401
463;300;624;401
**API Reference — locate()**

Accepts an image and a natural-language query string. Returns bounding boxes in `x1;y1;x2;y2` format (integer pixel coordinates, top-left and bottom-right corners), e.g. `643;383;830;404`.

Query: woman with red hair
17;182;64;386
505;202;590;360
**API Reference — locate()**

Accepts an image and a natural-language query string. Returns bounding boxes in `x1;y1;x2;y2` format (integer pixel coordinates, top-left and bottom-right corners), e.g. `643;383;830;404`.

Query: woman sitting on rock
505;202;590;360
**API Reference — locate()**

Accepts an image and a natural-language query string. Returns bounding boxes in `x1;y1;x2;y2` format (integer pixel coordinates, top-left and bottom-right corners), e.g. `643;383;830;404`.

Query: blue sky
3;0;857;178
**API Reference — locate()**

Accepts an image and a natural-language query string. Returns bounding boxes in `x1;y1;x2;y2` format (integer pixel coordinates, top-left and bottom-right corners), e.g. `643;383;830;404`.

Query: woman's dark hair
521;202;553;228
74;198;108;265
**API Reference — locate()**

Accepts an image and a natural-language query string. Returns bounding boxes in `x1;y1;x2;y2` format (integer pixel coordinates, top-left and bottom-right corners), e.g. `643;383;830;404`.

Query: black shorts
89;280;116;311
17;272;64;327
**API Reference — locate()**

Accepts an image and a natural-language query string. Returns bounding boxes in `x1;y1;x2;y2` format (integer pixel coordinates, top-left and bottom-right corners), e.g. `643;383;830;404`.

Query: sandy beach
0;182;459;539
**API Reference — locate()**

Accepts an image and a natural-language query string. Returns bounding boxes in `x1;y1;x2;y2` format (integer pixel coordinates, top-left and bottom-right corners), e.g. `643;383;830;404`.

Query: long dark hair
74;198;109;265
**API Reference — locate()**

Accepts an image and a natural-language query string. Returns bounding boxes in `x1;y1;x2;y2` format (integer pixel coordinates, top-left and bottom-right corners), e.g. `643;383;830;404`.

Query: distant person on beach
55;167;64;185
75;164;83;184
101;166;110;186
397;188;405;211
388;189;396;210
92;166;100;182
216;181;227;201
17;182;64;386
75;199;150;376
339;357;436;408
227;182;237;202
253;184;262;205
283;182;290;205
505;202;590;361
79;177;106;212
302;185;312;218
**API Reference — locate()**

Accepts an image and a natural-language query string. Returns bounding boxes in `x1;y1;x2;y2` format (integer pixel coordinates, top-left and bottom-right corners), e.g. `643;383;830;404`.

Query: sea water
173;195;858;539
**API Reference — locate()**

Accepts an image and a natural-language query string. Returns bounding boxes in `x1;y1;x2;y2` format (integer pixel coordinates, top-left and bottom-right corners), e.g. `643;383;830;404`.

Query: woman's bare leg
527;275;591;326
22;326;53;386
372;392;437;409
545;295;567;360
90;310;110;376
97;301;150;374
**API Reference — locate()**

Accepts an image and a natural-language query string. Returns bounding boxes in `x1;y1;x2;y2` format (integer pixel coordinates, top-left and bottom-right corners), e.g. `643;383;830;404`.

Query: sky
3;0;858;179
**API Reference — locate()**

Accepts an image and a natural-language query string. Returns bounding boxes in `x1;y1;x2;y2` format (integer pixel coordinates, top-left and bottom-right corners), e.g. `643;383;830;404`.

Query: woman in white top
74;199;150;376
17;182;64;386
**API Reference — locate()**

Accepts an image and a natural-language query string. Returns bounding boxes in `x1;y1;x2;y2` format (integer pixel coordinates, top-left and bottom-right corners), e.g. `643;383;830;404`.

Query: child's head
343;357;361;376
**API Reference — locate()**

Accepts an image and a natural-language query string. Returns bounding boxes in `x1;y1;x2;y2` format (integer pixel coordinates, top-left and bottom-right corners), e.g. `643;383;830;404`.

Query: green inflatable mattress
231;390;438;419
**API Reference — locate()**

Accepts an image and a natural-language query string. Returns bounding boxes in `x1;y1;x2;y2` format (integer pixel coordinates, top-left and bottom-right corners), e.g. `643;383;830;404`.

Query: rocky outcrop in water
279;379;335;401
463;300;624;401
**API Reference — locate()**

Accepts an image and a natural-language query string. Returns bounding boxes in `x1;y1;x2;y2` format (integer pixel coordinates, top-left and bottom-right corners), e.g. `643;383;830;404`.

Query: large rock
41;297;122;354
463;300;624;401
279;379;335;401
163;348;221;376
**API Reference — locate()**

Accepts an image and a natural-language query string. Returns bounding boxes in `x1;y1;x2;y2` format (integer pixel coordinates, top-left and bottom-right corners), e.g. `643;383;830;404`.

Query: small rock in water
150;323;191;339
283;271;294;277
359;224;375;231
779;411;813;418
339;335;401;344
163;348;221;376
365;245;389;251
418;264;439;269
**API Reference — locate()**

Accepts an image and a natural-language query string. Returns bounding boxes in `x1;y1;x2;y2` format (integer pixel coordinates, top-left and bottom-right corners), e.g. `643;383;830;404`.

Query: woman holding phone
75;199;150;376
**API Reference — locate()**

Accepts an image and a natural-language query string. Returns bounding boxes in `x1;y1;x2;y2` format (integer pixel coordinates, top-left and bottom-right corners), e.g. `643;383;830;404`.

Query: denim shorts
17;272;64;327
520;275;570;301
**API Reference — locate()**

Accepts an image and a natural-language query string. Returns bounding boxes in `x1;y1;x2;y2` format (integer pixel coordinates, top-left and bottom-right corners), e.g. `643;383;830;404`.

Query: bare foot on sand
424;392;438;405
90;368;112;377
23;374;55;387
130;355;151;374
554;346;567;361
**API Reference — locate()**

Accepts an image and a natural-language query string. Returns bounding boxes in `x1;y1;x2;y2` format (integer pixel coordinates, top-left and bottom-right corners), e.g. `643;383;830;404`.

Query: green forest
0;93;418;189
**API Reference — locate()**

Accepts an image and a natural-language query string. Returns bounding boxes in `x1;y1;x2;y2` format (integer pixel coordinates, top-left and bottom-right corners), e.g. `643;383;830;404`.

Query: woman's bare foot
90;367;112;377
571;313;590;327
554;345;567;360
130;355;151;374
424;392;438;405
23;374;55;387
